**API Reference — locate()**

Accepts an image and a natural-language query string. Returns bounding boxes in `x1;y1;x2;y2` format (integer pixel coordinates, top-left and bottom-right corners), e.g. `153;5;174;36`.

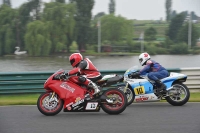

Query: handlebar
53;73;77;80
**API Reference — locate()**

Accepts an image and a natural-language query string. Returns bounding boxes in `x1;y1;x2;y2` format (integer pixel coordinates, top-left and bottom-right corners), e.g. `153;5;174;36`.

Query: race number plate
134;86;145;95
86;102;98;110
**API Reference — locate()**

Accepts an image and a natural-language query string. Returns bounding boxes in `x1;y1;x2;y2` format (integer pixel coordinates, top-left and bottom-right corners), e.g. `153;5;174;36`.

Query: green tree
191;11;198;20
109;0;115;14
165;0;172;22
177;23;199;48
70;0;94;51
0;5;17;56
101;14;134;43
56;0;65;3
43;2;76;53
65;3;77;52
170;10;177;20
17;2;36;50
24;20;51;56
170;42;188;54
163;36;174;49
28;0;42;20
93;12;106;20
144;27;157;41
18;1;36;26
1;26;15;55
89;12;106;45
3;0;11;7
166;12;186;42
182;11;188;17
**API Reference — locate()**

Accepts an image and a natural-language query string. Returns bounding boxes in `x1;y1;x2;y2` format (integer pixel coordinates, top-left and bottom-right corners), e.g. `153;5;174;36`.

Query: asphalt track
0;102;200;133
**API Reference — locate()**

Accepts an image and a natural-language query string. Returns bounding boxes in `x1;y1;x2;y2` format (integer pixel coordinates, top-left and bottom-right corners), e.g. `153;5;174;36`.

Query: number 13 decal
86;102;98;110
91;103;96;108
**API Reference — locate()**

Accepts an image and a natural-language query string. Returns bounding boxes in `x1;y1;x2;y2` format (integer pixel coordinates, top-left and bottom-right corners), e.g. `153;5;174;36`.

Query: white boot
88;81;100;95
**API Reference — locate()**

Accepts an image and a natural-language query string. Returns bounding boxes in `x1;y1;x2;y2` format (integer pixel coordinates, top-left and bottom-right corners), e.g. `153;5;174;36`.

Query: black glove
60;72;69;79
128;72;140;79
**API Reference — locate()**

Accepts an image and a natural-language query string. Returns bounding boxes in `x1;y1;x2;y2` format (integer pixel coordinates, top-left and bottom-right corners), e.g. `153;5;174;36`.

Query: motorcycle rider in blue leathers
129;52;169;93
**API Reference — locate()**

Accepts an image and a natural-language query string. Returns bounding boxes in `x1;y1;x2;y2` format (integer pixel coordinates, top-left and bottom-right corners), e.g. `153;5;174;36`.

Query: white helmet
139;52;150;66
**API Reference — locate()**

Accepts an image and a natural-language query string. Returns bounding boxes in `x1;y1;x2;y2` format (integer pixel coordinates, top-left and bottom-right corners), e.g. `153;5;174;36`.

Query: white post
97;19;101;53
188;12;192;49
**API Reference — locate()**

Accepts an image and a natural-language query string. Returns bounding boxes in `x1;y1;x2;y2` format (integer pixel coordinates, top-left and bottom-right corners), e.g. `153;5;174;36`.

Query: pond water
0;54;200;72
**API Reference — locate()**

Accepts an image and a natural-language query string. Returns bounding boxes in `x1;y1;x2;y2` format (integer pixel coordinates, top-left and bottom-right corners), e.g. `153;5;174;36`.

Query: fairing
43;69;86;110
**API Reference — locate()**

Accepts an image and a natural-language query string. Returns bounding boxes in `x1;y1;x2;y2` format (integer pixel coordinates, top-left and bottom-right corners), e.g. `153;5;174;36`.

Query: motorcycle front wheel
165;83;190;106
101;88;127;115
125;87;135;106
37;92;63;116
118;86;135;106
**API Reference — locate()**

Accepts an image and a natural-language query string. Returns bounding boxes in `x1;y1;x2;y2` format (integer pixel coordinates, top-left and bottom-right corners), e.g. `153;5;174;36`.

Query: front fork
123;83;129;93
50;92;55;98
49;92;58;102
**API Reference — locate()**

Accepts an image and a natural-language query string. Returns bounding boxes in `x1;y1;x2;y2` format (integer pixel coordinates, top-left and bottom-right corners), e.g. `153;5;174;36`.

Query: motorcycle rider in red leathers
61;53;102;95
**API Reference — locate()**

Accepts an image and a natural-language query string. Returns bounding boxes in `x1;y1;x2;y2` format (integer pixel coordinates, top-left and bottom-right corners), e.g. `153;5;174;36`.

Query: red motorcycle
37;69;127;116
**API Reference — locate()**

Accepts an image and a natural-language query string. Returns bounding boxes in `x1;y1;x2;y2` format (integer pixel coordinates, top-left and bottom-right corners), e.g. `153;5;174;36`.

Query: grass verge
0;94;40;106
0;92;200;106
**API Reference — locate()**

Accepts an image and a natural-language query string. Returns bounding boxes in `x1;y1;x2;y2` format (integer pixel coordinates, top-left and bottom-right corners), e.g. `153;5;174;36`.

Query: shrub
69;41;78;52
169;42;189;54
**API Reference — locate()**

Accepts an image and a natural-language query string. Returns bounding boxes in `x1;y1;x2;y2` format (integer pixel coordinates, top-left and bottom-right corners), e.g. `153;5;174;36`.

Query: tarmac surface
0;102;200;133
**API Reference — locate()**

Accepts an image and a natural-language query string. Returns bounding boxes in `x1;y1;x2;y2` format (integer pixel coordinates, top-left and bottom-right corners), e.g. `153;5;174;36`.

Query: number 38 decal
134;86;145;95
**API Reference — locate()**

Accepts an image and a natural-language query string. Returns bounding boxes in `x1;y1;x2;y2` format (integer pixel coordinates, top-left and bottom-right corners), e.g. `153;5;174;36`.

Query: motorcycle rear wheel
101;88;127;115
37;92;63;116
166;83;190;106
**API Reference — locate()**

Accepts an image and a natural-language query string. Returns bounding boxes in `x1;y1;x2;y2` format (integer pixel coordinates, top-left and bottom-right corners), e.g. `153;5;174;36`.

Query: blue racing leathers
139;60;169;81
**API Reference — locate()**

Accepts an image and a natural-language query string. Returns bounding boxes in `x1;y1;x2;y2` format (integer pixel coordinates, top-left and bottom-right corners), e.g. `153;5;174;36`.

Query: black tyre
101;88;127;115
37;92;63;116
125;87;135;106
118;86;135;106
166;83;190;106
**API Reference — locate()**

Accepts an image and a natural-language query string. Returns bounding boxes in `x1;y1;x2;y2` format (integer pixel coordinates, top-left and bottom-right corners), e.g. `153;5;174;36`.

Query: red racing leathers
68;58;102;86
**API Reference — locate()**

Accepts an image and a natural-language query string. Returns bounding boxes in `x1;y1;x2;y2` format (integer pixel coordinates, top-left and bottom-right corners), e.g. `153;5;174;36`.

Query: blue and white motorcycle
119;66;190;106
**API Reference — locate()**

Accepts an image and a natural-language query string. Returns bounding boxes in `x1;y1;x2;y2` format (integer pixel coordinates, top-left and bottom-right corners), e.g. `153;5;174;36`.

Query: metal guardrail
0;68;199;95
0;70;125;94
180;68;200;89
